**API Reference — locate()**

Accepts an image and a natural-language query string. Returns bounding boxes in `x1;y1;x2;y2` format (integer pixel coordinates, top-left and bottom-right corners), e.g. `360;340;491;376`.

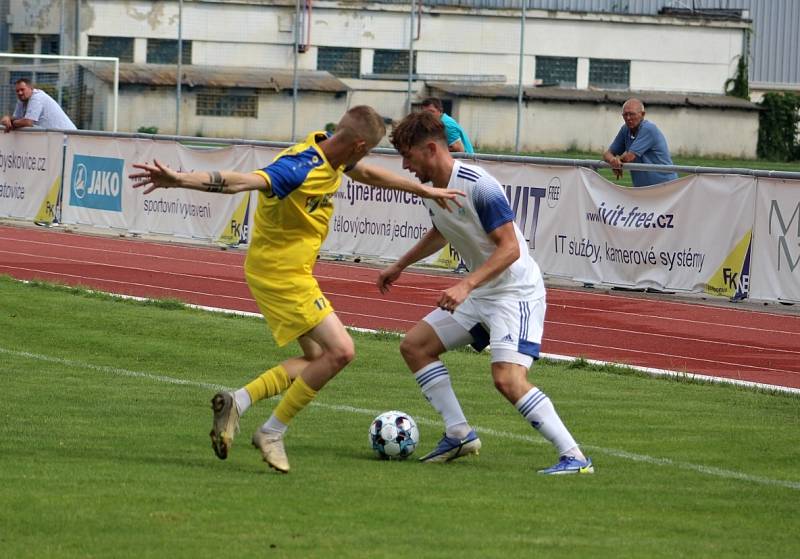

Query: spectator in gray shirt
1;77;76;132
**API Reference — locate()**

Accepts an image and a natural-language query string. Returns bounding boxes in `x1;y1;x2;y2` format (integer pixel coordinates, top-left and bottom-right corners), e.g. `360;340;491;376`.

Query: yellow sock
274;376;317;425
244;365;291;403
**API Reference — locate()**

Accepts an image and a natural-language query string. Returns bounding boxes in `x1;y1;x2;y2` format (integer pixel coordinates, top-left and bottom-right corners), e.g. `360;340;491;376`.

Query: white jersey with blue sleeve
423;160;545;300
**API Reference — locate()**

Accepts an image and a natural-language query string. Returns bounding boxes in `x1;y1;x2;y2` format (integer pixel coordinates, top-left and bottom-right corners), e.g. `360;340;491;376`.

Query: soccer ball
369;410;419;460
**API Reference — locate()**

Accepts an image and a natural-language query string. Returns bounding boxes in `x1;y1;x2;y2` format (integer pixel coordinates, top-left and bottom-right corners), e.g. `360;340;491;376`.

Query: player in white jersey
378;111;593;474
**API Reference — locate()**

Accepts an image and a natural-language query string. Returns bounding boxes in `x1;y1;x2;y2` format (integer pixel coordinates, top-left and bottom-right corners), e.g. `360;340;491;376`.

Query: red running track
2;223;800;390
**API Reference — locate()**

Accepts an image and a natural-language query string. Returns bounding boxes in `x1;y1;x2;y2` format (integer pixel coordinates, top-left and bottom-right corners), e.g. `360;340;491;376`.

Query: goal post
0;53;119;132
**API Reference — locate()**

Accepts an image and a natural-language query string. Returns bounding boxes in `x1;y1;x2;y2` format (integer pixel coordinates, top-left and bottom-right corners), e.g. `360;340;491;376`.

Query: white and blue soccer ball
369;410;419;460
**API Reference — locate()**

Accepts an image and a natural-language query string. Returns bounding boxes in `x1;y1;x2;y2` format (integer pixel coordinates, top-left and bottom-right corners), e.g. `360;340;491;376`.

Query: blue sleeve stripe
259;146;323;199
457;167;480;182
474;181;514;233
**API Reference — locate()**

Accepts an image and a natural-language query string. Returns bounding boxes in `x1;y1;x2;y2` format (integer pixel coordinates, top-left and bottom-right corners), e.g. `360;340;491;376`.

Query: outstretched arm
129;159;269;195
376;227;448;294
347;161;463;211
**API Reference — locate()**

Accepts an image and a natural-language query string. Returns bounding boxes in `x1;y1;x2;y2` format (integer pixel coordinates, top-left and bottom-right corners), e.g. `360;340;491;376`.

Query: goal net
0;53;119;132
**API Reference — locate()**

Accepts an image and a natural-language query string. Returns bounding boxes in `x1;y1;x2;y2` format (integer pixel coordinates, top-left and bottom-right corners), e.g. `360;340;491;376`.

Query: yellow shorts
245;270;334;347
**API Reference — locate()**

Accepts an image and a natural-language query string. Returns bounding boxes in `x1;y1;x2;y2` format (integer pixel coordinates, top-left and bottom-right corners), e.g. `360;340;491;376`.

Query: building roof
427;82;760;111
88;63;350;93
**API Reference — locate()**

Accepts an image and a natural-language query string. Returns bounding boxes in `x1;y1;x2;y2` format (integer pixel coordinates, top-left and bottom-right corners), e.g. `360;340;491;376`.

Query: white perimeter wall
456;99;759;158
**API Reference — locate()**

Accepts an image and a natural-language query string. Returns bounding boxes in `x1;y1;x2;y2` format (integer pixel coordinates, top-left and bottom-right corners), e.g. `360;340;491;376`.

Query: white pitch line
2;346;799;491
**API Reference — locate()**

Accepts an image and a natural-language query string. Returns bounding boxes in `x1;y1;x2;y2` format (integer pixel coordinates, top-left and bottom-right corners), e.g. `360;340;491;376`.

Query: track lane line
547;338;800;377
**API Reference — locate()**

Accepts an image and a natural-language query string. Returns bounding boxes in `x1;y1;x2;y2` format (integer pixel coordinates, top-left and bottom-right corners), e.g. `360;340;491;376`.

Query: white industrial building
2;0;787;157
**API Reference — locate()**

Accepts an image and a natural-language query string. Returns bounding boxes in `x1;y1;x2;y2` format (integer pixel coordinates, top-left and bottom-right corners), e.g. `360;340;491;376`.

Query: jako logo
71;154;124;212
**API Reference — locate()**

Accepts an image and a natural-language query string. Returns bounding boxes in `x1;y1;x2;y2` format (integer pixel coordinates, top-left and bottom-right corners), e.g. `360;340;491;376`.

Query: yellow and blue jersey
244;131;345;345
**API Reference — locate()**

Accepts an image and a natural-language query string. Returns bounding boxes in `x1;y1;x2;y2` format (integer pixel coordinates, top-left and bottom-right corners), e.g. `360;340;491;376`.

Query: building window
535;56;577;88
373;49;416;76
196;90;258;118
317;46;360;79
40;35;60;55
147;39;192;65
11;34;35;54
9;34;60;62
87;36;134;63
589;59;630;90
10;71;32;84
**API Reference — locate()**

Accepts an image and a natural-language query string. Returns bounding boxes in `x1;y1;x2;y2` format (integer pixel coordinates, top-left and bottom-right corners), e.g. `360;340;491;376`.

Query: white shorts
422;295;546;368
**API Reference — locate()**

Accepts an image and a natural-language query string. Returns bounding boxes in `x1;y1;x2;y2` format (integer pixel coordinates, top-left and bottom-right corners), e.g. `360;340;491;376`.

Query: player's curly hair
390;111;447;153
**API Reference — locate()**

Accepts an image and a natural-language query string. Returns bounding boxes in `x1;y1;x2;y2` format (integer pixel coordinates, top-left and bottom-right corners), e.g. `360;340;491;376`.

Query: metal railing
15;127;800;181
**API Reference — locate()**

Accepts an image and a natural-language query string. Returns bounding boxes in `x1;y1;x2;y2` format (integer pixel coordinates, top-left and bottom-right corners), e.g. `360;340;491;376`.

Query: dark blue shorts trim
469;323;490;352
518;339;541;360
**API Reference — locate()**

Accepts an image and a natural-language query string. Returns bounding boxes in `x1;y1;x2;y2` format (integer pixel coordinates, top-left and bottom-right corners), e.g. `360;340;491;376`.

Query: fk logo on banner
71;154;124;212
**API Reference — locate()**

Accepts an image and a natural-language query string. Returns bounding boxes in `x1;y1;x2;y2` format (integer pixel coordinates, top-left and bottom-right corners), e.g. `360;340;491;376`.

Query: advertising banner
322;152;435;261
128;140;253;243
750;178;800;303
0;131;63;222
62;135;138;230
27;132;780;301
479;164;757;295
320;155;757;295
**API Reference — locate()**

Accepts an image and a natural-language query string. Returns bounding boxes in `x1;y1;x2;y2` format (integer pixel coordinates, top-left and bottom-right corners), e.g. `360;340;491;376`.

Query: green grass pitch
1;276;798;558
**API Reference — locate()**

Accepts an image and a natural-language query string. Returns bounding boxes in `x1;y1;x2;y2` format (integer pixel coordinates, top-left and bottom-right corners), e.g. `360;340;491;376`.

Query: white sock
515;387;584;459
414;361;470;439
260;414;287;435
233;388;251;415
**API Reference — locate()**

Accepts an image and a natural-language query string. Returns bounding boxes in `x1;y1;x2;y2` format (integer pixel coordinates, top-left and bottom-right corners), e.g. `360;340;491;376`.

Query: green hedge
757;92;800;162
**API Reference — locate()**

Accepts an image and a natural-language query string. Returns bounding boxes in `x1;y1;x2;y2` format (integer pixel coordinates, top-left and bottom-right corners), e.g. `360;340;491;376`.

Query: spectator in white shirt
1;77;76;132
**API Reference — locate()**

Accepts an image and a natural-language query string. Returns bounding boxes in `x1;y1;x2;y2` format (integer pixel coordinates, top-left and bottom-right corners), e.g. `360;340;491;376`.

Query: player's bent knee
399;336;435;364
491;365;529;401
492;375;514;397
327;344;355;371
399;336;416;360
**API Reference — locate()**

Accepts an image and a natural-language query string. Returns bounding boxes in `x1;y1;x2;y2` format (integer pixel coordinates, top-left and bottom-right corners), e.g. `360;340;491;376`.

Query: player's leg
491;361;591;473
487;297;593;475
403;307;481;463
252;312;355;473
209;339;323;461
236;338;324;414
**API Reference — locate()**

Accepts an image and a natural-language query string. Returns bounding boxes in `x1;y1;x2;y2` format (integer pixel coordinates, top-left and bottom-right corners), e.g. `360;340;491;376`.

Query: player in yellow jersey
129;106;462;473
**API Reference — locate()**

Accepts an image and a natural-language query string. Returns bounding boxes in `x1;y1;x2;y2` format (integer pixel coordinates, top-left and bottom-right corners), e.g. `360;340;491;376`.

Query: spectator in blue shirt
603;98;677;187
1;78;76;132
421;97;474;154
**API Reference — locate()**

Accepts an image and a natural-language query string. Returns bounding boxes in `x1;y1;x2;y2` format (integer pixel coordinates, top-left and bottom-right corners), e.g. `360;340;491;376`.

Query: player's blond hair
335;106;386;147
